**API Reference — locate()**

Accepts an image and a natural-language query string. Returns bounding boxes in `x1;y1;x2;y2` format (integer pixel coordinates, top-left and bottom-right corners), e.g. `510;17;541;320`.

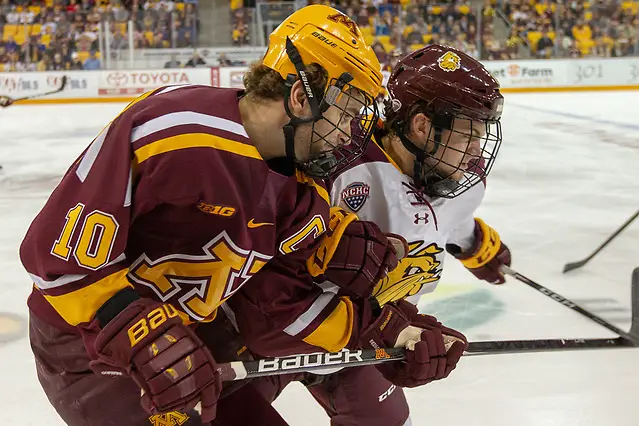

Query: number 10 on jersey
51;203;119;270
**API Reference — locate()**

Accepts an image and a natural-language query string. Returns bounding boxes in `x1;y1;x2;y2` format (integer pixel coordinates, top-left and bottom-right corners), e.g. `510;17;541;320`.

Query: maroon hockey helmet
385;44;504;198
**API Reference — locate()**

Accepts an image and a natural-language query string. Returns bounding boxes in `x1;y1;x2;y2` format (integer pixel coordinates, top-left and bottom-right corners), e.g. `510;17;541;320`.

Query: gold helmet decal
327;12;359;37
437;51;461;72
372;241;444;306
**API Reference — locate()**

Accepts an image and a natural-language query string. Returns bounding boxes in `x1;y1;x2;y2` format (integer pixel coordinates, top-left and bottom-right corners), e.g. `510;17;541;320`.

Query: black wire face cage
303;81;379;179
417;114;502;199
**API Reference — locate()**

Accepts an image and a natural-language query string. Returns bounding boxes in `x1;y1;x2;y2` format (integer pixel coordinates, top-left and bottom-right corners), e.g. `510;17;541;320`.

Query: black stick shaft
219;348;405;381
218;335;636;381
13;76;68;102
503;266;639;345
563;209;639;273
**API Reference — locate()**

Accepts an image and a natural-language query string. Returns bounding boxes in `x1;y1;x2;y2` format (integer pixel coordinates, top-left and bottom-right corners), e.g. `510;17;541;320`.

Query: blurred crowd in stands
231;0;639;68
1;0;638;72
0;0;198;71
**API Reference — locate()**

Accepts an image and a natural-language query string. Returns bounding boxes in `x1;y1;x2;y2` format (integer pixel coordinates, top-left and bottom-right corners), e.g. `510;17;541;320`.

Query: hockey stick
502;265;639;345
217;268;639;381
218;347;406;381
11;75;68;103
563;209;639;273
217;335;637;381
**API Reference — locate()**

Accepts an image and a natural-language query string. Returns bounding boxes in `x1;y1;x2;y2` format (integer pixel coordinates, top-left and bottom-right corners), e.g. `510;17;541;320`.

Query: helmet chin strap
282;37;323;163
281;38;357;178
394;113;460;197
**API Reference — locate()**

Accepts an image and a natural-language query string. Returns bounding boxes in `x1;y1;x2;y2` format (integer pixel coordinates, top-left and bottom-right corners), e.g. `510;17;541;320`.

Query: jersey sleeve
20;86;264;328
227;252;374;357
20;93;148;327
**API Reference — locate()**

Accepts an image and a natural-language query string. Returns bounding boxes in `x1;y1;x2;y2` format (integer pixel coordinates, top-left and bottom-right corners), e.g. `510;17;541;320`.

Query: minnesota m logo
327;13;359;37
148;411;190;426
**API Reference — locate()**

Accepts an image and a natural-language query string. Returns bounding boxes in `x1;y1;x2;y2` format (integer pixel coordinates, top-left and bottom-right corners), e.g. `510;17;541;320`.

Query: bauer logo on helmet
437;51;461;72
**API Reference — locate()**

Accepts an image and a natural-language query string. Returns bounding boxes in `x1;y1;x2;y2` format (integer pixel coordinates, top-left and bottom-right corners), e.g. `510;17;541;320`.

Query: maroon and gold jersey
21;85;332;329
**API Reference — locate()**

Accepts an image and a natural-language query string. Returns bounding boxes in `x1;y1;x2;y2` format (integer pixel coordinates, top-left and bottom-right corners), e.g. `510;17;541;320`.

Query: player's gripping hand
89;293;221;421
0;96;14;107
360;300;467;388
446;218;511;285
308;207;408;299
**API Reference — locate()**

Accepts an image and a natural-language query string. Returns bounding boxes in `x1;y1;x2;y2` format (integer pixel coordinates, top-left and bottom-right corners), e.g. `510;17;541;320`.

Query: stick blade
563;260;587;273
59;75;68;91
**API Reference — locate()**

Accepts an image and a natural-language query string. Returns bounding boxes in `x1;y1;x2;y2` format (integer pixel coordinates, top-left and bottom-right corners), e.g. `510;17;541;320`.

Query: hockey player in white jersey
336;44;509;306
313;44;510;425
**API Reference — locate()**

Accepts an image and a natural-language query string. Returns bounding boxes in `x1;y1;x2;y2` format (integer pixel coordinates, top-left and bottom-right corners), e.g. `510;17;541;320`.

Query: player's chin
449;169;466;182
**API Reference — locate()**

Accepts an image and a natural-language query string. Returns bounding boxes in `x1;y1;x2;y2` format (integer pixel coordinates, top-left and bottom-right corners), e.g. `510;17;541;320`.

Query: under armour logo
414;213;429;224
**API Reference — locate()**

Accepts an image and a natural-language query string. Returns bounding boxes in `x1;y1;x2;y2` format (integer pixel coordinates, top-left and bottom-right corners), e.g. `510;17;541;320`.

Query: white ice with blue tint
1;91;638;425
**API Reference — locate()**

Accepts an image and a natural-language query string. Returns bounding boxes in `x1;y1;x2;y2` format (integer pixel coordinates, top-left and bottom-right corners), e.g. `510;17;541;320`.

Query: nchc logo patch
341;182;370;212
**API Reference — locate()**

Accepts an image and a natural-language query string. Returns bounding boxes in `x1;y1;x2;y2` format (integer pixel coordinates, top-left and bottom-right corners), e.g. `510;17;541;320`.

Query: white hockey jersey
331;138;485;304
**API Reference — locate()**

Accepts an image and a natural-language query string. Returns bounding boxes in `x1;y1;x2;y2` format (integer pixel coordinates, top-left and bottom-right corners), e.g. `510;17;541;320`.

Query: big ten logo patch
0;313;26;344
340;182;370;212
197;202;235;217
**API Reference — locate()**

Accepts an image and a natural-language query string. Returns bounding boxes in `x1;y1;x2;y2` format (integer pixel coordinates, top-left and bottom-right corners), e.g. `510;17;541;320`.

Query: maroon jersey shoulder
22;85;332;327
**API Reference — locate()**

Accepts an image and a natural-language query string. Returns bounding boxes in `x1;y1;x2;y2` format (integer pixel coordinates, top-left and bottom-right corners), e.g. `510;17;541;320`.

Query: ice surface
1;91;638;425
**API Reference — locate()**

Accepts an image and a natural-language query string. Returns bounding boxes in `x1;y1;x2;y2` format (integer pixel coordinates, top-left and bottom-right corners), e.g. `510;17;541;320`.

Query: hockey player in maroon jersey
21;5;404;425
220;45;506;426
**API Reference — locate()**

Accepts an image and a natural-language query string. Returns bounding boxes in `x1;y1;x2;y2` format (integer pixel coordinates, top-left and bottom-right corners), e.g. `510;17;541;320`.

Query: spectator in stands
184;51;207;68
36;55;50;72
536;30;554;58
572;19;592;44
5;35;18;54
218;53;232;67
6;5;19;25
467;42;480;59
110;32;129;51
371;40;388;67
84;50;101;70
6;51;25;72
505;27;523;59
164;53;181;68
179;29;194;47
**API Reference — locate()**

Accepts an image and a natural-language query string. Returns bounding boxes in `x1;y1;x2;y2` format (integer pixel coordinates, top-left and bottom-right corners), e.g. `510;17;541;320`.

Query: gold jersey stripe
134;133;263;164
302;296;354;352
122;88;157;113
372;135;402;172
43;269;133;326
295;170;330;205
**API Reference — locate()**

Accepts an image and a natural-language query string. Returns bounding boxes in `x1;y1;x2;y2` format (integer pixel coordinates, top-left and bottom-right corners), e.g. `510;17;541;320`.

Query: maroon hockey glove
360;300;468;388
308;211;408;299
447;218;511;285
0;96;13;107
89;292;221;422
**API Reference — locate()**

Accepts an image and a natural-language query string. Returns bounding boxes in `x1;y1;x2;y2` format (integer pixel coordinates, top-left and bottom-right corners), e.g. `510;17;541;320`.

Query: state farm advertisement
486;60;561;88
98;69;212;96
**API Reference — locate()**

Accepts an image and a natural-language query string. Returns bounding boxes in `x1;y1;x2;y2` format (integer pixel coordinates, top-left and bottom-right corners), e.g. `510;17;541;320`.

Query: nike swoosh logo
247;218;274;228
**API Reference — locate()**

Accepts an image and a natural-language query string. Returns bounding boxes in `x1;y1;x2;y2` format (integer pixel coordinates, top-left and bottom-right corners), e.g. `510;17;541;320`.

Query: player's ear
288;80;311;117
408;112;430;148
